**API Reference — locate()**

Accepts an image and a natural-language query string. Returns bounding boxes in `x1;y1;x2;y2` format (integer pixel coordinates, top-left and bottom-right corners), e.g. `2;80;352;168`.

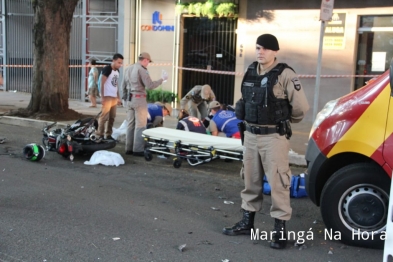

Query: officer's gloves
161;70;168;82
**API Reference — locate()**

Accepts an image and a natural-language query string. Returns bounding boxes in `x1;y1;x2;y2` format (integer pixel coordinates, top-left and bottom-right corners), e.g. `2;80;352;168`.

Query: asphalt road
0;123;384;262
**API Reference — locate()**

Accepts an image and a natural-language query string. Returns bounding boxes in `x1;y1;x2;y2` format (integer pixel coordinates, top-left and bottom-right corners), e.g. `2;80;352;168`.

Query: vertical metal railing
84;0;119;99
5;0;34;93
70;0;83;99
4;0;83;100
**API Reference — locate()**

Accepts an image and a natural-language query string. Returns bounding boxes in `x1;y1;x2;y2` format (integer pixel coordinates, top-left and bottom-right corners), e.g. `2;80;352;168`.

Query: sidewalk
0;91;313;166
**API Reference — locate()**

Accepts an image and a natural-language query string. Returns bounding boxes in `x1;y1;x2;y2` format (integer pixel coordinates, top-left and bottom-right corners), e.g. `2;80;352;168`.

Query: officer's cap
139;52;153;62
163;103;172;116
154;101;172;116
256;34;279;51
208;101;221;110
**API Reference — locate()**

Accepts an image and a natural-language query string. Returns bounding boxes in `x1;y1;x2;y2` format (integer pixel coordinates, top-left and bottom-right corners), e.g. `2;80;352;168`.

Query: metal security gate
3;0;83;99
181;17;237;105
83;0;120;100
4;0;34;94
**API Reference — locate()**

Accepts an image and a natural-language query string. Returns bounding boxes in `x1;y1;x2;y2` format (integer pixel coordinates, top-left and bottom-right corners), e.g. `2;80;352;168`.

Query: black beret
256;34;279;51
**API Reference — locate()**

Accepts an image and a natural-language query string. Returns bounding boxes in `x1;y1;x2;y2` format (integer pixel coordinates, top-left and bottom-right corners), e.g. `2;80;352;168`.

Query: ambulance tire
320;163;390;249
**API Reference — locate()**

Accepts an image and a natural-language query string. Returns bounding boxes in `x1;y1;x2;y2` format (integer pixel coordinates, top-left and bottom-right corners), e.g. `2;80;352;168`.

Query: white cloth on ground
84;150;125;166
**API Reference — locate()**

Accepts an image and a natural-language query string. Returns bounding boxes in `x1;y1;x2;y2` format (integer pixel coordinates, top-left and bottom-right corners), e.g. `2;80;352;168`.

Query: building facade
0;0;392;122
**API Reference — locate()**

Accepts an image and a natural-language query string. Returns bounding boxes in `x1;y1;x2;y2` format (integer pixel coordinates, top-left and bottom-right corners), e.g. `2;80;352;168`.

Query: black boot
270;219;287;249
222;209;255;236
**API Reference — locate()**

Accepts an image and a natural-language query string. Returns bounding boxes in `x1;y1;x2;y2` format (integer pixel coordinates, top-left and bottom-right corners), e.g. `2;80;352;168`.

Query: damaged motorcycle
42;112;116;161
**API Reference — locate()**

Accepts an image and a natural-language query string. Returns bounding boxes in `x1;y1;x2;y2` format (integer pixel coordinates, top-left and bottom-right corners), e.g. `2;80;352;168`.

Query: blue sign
141;11;174;32
152;11;162;25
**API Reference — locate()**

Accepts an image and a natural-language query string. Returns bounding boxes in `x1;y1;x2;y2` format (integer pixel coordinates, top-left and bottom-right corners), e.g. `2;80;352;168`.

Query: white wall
236;6;393;122
140;0;176;93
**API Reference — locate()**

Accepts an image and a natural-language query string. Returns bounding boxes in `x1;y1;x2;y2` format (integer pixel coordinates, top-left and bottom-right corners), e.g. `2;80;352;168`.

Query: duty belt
245;123;278;135
128;93;146;101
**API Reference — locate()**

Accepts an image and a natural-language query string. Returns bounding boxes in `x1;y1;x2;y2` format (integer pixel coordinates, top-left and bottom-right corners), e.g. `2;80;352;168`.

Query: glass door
355;15;393;90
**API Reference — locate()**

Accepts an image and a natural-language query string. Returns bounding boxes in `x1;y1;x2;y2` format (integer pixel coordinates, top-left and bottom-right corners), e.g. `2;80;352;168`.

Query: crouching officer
222;34;309;249
180;84;215;120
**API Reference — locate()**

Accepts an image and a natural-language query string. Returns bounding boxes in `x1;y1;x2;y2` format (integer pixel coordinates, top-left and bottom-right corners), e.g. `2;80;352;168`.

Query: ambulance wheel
144;151;153;161
320;163;390;249
173;159;181;168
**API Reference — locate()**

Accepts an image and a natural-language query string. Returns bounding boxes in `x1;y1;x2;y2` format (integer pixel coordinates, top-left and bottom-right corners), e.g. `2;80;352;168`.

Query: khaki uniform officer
222;34;309;249
180;84;215;120
121;52;167;156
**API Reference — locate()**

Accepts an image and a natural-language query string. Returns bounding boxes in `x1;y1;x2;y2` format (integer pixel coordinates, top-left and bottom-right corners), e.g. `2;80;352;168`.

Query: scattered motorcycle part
90;134;97;141
57;143;68;156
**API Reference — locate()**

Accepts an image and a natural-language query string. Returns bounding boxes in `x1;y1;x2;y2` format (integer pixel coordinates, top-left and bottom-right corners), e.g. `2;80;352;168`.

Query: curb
0;116;68;129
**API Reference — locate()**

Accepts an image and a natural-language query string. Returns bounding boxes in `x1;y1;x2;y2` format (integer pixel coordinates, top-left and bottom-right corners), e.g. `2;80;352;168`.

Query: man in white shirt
95;53;123;140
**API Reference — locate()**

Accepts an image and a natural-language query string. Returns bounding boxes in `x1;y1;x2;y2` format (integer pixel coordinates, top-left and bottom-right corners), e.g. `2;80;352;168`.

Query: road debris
294;241;307;250
211;207;220;211
178;243;186;252
198;240;212;245
112;237;120;241
224;201;234;204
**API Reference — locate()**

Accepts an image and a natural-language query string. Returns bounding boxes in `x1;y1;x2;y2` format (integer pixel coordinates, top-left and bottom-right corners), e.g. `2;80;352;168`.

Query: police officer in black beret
222;34;309;249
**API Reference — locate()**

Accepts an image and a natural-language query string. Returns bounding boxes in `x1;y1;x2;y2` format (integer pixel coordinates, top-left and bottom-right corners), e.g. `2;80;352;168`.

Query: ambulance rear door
382;59;393;172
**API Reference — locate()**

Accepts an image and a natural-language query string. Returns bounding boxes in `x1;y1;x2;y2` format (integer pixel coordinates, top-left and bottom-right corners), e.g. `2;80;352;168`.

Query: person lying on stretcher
176;109;210;135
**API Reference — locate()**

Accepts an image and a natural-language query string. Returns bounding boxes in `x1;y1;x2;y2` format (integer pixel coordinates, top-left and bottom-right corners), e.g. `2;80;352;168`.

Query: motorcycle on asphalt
42;112;116;161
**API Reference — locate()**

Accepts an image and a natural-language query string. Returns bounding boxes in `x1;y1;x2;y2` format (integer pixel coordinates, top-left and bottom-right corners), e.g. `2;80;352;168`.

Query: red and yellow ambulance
306;60;393;249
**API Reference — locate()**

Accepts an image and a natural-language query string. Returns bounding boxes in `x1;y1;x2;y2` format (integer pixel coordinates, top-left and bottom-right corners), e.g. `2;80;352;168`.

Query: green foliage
175;3;186;15
215;2;236;17
189;3;203;17
146;87;178;103
201;0;215;19
175;1;237;19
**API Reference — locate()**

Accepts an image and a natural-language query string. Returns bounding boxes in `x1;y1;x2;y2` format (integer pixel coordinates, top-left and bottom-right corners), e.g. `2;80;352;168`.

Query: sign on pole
313;0;335;121
320;0;335;21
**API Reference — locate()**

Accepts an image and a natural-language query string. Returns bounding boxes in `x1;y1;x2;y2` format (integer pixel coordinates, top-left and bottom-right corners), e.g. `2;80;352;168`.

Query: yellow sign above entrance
323;13;346;50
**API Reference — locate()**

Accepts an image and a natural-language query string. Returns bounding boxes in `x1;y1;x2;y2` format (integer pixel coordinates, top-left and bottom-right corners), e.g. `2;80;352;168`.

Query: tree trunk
28;0;79;114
